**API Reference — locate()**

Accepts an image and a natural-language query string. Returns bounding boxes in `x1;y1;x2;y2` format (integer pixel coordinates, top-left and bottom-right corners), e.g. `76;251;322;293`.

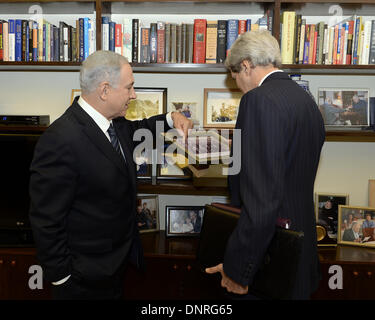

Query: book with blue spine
32;21;38;61
246;19;251;31
226;19;238;56
353;16;361;65
15;19;22;61
84;17;89;59
109;21;115;52
25;22;30;62
8;19;15;61
369;20;375;64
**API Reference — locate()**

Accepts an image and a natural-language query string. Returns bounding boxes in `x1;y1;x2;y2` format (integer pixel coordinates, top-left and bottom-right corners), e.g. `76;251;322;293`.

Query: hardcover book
226;19;238;56
193;19;206;63
205;20;217;64
157;21;165;63
216;20;227;63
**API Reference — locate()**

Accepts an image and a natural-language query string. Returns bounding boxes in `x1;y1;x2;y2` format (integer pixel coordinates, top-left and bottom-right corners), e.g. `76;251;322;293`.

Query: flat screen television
0;132;41;245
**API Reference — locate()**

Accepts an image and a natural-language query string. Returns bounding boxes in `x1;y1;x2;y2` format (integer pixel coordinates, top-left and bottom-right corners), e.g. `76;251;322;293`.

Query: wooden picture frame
203;88;242;128
315;193;349;246
166;206;205;237
136;195;159;233
338;205;375;248
125;87;167;121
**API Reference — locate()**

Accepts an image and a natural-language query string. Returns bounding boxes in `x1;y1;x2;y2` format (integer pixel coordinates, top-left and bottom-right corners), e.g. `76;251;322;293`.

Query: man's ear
241;60;253;75
98;82;110;101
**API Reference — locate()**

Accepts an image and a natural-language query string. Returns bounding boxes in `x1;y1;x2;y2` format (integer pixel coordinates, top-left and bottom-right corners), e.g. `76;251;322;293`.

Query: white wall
1;71;374;228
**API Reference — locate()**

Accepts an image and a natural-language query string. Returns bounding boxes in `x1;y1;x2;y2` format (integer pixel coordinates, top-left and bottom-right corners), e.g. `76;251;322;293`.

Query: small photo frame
71;89;81;104
126;87;167;121
157;144;192;180
317;88;370;127
338;205;375;248
203;88;242;128
171;102;200;126
135;149;152;179
136;195;159;233
315;193;349;246
166;206;205;237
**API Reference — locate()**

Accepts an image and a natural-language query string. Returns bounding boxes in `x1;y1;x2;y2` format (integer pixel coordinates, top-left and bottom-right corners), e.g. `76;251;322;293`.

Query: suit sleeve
223;92;288;287
128;113;170;134
29;128;78;282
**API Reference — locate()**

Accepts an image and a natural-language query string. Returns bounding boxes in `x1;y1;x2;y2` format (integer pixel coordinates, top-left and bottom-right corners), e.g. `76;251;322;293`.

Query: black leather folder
197;203;304;300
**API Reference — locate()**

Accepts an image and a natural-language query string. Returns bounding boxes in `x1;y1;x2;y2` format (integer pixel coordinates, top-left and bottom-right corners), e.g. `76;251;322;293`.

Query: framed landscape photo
136;195;159;233
338;205;375;248
125;87;167;121
203;88;242;128
166;206;205;237
315;193;349;246
317;88;370;127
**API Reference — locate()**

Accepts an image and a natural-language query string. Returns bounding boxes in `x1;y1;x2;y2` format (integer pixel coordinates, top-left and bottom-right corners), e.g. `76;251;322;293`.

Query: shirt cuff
166;112;174;128
52;274;71;285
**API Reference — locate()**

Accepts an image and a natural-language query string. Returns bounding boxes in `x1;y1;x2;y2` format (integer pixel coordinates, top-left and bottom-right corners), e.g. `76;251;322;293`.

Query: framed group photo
317;88;370;127
136;195;159;233
171;101;200;126
203;88;242;128
166;206;205;237
315;193;349;246
125;87;167;121
338;205;375;248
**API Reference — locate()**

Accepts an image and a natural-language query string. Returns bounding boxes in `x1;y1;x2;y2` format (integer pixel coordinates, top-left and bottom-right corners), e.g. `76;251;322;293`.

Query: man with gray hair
29;50;192;299
206;31;325;299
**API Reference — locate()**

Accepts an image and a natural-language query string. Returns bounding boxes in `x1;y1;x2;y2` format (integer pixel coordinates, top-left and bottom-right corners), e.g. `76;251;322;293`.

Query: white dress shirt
52;96;174;285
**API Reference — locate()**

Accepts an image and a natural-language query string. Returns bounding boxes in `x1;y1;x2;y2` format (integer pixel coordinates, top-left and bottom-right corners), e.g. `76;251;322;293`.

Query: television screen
0;133;41;229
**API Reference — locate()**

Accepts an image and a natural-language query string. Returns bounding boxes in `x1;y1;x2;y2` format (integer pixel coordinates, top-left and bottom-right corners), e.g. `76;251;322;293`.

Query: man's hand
206;263;248;295
171;111;193;138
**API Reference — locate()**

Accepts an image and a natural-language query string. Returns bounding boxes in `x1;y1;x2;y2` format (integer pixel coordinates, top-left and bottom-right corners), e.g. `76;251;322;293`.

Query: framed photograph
171;102;199;126
135;149;152;179
317;88;370;127
203;88;242;128
338;205;375;248
71;89;81;104
315;193;349;246
136;195;159;233
157;144;192;180
125;87;167;121
166;206;205;237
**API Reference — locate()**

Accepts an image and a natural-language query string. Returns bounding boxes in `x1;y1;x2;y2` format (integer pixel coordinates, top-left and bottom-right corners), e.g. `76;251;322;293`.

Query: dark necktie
107;124;126;162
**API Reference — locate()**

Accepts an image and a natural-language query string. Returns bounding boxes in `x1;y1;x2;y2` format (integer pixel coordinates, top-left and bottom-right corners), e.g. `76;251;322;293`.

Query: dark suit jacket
29;97;169;285
225;72;325;299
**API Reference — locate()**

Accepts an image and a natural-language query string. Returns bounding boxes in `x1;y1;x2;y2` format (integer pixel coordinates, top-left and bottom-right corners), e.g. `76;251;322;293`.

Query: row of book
0;18;96;62
104;12;273;64
281;11;375;65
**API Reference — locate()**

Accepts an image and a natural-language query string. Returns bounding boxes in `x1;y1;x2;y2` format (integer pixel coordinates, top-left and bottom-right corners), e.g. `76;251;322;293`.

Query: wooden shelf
283;64;375;75
137;179;228;195
325;130;375;142
0;125;48;134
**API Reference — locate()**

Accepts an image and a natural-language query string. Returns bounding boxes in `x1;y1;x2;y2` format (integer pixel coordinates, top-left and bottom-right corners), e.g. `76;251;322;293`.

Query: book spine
353;17;360;65
115;23;122;55
327;26;334;65
8;19;15;61
317;22;324;64
238;20;246;35
140;27;150;63
294;15;302;64
132;19;139;63
246;19;251;31
281;11;296;65
84;18;89;58
322;24;328;64
346;20;354;64
28;21;33;61
50;24;54;62
170;23;176;63
54;24;60;62
308;24;315;64
32;21;37;61
0;22;3;61
369;20;375;64
341;23;348;65
333;25;339;65
205;20;217;64
63;25;68;62
109;21;115;52
157;21;165;63
226;19;238;56
298;20;306;64
216;20;227;63
165;23;171;63
193;19;206;63
150;23;157;63
258;16;268;31
101;16;109;51
186;24;194;63
15;19;22;61
357;19;364;64
303;24;310;64
22;20;28;61
3;22;8;61
361;20;371;65
123;18;132;62
79;18;84;62
176;24;182;63
181;23;186;63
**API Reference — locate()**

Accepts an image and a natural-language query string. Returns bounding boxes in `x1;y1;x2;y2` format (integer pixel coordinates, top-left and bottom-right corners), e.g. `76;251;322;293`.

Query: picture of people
171;102;199;125
338;205;375;247
204;88;242;128
315;193;348;241
125;88;166;121
166;206;205;237
136;196;159;233
318;88;369;126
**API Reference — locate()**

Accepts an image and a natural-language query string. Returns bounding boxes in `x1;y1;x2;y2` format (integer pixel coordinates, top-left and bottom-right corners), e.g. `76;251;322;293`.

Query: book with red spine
193;19;206;63
346;20;354;64
312;29;317;64
115;23;122;55
238;20;246;35
333;24;339;65
157;21;165;63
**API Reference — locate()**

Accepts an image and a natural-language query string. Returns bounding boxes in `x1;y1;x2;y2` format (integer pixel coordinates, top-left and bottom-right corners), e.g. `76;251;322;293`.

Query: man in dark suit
206;31;325;299
29;50;192;299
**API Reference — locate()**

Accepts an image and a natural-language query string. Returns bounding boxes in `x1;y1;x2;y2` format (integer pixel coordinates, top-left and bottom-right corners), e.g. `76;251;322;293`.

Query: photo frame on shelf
125;87;167;121
315;193;349;246
317;88;370;127
170;101;200;126
338;205;375;248
369;180;375;208
157;144;192;180
71;89;81;104
136;195;159;233
135;149;152;179
203;88;242;128
166;206;205;237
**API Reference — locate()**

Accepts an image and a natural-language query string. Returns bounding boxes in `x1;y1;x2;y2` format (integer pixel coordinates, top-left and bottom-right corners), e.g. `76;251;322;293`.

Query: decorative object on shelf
125;87;167;121
203;88;242;128
157;144;192;180
315;193;349;246
289;74;315;101
165;205;204;237
338;205;375;248
135;150;152;179
136;195;159;233
71;89;81;104
317;88;370;127
171;101;199;126
369;180;375;208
